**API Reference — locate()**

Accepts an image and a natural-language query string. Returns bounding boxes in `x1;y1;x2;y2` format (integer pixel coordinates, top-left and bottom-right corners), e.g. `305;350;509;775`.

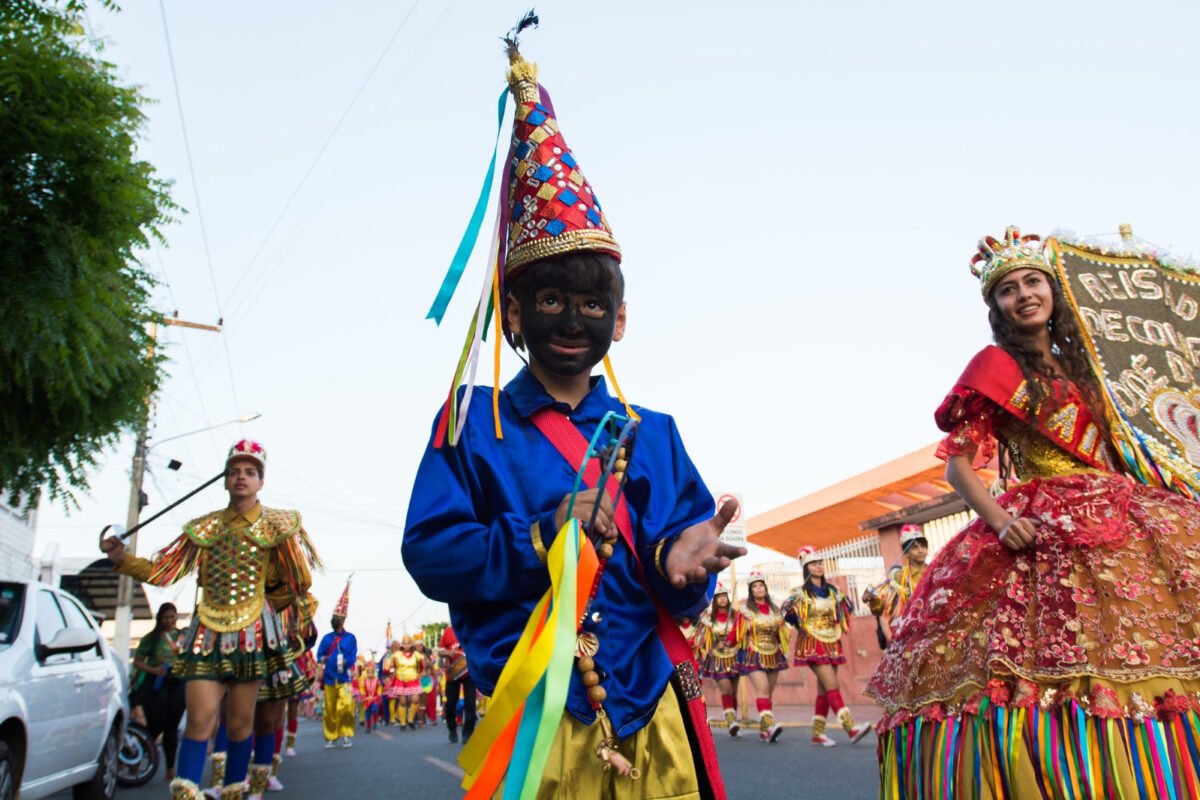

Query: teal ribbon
426;86;509;324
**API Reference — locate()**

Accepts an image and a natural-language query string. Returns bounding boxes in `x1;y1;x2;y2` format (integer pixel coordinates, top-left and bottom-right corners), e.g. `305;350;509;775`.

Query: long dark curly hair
986;275;1105;421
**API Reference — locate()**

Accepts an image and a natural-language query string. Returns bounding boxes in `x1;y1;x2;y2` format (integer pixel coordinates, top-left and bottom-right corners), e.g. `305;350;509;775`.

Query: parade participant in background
380;643;398;725
131;603;185;782
782;548;869;747
316;581;357;748
679;617;698;650
419;641;439;728
736;572;788;744
359;661;383;734
867;227;1200;797
350;655;365;725
247;595;318;799
403;17;744;797
695;582;741;737
101;440;317;800
862;524;928;647
437;625;476;744
389;636;425;730
285;618;320;756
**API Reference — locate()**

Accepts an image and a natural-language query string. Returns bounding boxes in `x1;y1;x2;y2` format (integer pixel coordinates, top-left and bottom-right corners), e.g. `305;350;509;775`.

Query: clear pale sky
34;0;1200;653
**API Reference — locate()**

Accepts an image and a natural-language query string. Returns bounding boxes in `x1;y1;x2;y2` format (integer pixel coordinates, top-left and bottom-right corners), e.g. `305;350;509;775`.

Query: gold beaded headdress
970;226;1055;297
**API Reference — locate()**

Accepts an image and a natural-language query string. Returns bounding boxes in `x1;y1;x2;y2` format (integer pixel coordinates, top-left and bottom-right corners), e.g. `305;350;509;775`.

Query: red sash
937;346;1110;470
531;408;725;800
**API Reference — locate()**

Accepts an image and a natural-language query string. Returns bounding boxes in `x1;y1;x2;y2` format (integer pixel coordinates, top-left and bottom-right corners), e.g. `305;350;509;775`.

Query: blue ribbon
426;86;509;324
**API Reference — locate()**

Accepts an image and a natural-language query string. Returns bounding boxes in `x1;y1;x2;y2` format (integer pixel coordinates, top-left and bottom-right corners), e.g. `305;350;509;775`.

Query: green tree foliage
0;1;177;505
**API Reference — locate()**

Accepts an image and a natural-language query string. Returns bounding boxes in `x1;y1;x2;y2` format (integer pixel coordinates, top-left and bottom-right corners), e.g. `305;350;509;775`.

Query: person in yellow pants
315;581;357;747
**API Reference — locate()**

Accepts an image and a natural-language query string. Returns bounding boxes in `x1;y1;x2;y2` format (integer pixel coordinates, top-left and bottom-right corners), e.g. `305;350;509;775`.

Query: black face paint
518;291;617;377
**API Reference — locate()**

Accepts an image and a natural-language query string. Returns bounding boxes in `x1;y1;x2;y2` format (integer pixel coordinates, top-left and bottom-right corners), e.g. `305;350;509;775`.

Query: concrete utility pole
111;315;221;660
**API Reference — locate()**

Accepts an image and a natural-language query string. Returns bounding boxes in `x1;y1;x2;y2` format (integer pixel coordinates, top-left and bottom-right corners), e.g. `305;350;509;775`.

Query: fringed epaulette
183;511;225;546
250;507;303;547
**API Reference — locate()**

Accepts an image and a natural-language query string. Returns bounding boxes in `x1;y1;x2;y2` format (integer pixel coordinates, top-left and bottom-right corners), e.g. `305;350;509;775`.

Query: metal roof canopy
747;443;996;556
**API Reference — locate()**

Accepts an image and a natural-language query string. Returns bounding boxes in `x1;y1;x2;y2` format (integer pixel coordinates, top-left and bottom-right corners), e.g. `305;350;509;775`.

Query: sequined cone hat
501;37;621;276
333;577;351;618
424;12;634;448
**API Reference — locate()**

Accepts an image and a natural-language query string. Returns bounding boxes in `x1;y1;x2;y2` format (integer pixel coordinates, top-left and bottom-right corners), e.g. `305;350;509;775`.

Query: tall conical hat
425;12;637;449
502;32;621;276
333;576;351;618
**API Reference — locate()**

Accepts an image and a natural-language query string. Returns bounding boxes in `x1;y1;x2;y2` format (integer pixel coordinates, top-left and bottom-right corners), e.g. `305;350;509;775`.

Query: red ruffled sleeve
934;388;999;469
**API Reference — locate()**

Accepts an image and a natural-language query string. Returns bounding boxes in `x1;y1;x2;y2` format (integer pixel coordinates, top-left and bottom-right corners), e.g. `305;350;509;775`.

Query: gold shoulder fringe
183;511;224;546
250;507;303;547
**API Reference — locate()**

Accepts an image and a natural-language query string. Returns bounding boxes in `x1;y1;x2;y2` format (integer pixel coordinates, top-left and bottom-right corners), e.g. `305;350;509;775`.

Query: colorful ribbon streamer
459;519;598;798
426;86;509;325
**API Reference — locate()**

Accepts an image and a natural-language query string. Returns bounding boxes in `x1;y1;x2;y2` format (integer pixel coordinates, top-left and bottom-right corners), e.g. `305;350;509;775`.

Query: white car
0;581;126;800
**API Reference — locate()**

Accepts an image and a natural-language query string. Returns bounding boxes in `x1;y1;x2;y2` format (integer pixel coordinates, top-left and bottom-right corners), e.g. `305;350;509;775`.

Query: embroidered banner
1051;236;1200;497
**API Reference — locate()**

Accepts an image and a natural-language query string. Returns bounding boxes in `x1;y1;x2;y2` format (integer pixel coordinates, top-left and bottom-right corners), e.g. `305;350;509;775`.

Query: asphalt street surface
64;717;880;799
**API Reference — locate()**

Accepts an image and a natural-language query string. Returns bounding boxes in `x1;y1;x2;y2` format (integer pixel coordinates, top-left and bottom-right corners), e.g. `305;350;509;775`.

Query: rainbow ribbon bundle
458;412;634;798
458;518;599;799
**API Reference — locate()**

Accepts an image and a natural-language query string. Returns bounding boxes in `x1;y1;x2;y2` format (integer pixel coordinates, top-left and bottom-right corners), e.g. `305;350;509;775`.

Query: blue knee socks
253;732;275;766
225;736;253;786
214;722;229;753
176;737;209;784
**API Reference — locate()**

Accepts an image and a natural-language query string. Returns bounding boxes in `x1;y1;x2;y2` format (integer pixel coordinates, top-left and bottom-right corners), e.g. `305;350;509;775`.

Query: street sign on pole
716;491;745;545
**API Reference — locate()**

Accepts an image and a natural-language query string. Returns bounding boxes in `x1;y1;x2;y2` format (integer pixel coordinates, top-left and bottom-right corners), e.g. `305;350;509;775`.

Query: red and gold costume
359;665;382;733
736;602;789;673
867;229;1200;798
696;609;739;681
782;584;852;667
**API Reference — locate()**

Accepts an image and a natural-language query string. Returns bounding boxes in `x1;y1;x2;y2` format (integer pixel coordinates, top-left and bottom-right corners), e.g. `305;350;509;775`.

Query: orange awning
747;443;996;556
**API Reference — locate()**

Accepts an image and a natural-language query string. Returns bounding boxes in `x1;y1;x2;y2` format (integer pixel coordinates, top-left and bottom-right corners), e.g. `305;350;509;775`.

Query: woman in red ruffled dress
867;227;1200;798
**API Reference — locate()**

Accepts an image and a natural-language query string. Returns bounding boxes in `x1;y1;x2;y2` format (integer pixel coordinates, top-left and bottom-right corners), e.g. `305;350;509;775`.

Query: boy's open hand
664;498;746;589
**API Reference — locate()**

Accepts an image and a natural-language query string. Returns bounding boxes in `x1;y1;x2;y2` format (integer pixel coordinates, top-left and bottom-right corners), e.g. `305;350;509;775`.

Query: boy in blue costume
403;25;744;800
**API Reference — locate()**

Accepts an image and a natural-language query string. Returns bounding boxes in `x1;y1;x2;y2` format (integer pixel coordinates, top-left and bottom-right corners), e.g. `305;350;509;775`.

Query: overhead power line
158;0;243;420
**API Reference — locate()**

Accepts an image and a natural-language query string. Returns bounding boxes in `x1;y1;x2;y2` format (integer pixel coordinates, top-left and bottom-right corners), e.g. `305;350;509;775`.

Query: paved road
63;716;880;799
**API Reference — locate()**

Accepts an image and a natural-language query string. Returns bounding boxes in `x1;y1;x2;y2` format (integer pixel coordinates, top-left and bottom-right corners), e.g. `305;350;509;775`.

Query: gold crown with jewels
970;226;1055;297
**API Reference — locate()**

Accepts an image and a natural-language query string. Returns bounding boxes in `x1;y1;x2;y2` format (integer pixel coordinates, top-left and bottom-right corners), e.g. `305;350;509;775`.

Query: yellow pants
499;685;700;800
323;683;355;741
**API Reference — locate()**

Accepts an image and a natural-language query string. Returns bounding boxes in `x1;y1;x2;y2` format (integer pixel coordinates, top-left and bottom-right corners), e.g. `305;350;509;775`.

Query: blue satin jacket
402;369;715;737
316;630;357;687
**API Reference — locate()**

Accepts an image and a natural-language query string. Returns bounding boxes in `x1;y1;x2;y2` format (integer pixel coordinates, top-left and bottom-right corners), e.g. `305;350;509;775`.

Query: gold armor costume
695;610;739;678
117;504;317;683
782;585;852;666
736;605;789;672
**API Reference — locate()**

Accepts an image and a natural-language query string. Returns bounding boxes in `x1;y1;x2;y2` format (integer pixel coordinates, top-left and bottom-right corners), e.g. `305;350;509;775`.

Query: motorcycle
116;721;159;788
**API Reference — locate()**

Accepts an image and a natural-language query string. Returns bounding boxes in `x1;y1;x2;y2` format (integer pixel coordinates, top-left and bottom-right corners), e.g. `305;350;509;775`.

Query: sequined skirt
793;636;844;667
172;600;292;684
258;656;311;702
865;471;1200;798
698;651;739;680
737;648;788;674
